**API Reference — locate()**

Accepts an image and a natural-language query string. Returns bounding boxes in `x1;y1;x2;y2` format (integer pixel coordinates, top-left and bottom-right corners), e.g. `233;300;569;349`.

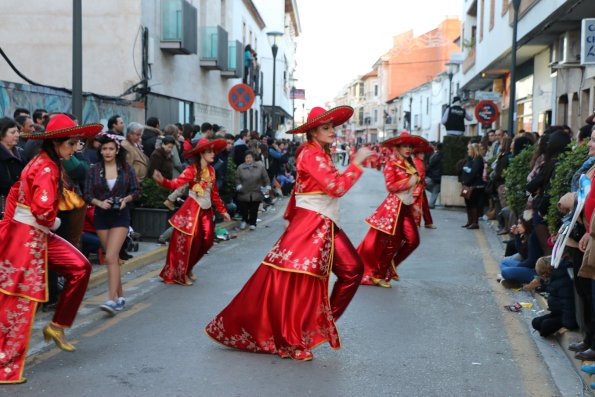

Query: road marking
475;230;557;395
82;302;151;338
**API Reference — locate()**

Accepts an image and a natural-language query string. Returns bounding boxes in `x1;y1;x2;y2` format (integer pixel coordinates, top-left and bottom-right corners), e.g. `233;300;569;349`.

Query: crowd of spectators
0;107;299;309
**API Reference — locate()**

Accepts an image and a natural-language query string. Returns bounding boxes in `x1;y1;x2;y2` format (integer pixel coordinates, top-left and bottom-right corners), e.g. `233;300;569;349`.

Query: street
3;167;581;397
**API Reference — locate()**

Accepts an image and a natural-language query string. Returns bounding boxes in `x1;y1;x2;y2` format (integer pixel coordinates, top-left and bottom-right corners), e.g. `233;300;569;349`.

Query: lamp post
445;62;458;106
267;31;283;136
507;0;522;137
290;77;298;129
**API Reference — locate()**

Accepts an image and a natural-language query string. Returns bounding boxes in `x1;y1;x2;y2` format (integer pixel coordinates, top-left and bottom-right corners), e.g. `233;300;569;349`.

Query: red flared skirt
205;265;340;359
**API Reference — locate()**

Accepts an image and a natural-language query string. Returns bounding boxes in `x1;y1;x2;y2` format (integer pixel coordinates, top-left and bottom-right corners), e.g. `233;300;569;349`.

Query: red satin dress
357;154;420;284
0;153;91;383
157;164;227;285
413;156;434;227
206;142;363;360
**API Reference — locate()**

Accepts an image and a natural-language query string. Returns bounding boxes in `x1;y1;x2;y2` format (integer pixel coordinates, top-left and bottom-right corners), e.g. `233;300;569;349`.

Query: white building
459;0;595;135
0;0;300;135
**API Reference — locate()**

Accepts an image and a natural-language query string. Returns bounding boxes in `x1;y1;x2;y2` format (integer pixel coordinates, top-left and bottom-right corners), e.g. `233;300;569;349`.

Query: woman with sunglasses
153;139;230;286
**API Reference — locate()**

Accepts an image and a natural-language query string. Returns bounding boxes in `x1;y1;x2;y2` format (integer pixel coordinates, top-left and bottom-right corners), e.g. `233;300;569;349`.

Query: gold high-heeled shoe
371;277;391;288
187;273;197;281
43;323;76;352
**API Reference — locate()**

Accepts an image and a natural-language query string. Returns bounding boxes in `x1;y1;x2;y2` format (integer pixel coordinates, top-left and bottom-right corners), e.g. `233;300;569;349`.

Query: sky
294;0;462;114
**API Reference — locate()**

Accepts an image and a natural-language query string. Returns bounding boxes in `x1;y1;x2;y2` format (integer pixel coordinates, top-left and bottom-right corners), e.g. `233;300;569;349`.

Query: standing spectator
141;116;161;157
425;142;443;209
148;135;175;180
0;117;25;216
107;114;125;136
15;114;35;150
85;133;140;315
267;138;287;181
460;142;485;229
12;107;29;119
32;108;48;126
233;130;250;165
236;150;270;230
121;122;149;182
182;123;195;153
159;124;184;177
441;96;473;136
200;122;214;140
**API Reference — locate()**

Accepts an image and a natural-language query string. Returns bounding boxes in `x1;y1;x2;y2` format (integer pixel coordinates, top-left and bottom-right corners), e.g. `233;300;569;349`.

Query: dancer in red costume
0;114;102;383
412;143;436;229
357;132;425;288
153;139;230;286
206;106;373;361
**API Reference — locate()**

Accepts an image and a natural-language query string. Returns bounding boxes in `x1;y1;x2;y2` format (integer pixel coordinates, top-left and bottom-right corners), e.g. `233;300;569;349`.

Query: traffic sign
474;100;499;125
228;84;255;112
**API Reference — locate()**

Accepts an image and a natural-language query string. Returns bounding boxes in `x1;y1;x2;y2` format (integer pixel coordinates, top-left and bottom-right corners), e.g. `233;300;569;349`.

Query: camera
111;197;122;211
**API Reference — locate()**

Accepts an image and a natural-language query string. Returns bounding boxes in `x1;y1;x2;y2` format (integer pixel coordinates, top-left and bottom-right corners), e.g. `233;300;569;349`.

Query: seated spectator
530;256;578;337
148;135;175;180
500;210;551;287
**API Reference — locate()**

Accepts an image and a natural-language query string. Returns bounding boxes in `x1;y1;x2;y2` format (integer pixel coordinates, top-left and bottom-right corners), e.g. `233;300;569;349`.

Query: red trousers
358;205;420;283
161;208;214;284
421;191;434;226
0;233;90;383
330;228;364;319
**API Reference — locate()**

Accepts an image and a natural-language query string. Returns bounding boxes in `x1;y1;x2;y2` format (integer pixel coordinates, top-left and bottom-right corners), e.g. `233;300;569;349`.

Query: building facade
0;0;300;135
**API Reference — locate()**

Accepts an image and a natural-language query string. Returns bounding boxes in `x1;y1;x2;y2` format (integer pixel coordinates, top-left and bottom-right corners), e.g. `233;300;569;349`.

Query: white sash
296;194;340;225
13;206;50;233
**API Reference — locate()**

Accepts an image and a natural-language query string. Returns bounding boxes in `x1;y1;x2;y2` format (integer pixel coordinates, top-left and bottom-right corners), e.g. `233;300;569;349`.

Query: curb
485;218;595;392
86;220;239;290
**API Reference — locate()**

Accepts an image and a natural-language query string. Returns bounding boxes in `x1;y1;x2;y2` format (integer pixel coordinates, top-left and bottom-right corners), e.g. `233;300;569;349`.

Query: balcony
462;47;476;73
199;26;228;70
221;40;243;79
160;0;197;55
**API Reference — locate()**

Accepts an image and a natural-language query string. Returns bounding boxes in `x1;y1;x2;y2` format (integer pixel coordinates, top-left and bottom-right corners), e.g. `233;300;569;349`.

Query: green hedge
139;178;171;209
545;143;589;233
503;144;536;215
442;135;472;175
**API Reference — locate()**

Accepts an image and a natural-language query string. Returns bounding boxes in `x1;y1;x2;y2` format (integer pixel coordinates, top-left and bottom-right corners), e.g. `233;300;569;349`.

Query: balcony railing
221;40;243;79
160;0;197;55
199;26;228;70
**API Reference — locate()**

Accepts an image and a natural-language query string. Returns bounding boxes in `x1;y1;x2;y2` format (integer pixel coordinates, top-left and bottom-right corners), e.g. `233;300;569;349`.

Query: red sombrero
287;106;353;134
381;132;428;148
21;113;103;140
184;138;227;159
413;143;434;154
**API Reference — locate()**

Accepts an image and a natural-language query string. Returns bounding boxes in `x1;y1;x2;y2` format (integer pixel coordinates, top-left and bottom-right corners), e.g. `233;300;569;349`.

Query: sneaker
240;222;247;230
100;300;117;316
249;225;256;230
115;297;126;311
256;218;262;223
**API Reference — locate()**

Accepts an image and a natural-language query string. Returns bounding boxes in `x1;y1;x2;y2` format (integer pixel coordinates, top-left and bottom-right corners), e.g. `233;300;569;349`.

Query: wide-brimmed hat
21;114;103;140
381;132;427;148
413;143;434;154
184;138;227;159
286;106;353;134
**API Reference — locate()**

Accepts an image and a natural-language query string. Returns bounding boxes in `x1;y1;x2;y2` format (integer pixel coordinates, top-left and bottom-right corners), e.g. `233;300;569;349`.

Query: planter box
131;208;171;240
440;175;465;207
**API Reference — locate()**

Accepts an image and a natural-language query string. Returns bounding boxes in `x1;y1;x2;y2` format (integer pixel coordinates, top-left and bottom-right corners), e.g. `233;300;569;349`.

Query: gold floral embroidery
0;298;32;379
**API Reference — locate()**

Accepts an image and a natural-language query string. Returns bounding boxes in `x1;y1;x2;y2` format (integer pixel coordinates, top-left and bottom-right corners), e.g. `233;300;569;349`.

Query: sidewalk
484;216;595;393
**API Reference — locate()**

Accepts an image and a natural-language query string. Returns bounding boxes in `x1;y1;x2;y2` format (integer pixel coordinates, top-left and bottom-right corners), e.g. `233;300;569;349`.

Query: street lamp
267;31;283;136
290;77;298;129
507;0;522;137
445;62;458;106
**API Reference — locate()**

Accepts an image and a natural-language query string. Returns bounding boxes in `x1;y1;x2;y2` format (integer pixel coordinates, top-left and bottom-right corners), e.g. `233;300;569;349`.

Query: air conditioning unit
556;31;581;66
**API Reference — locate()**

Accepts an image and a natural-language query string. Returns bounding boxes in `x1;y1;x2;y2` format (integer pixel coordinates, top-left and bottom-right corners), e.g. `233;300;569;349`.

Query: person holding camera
85;133;139;315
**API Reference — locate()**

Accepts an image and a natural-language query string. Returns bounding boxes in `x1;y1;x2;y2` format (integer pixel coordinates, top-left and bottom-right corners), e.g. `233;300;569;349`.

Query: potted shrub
504;144;536;216
132;178;172;240
440;135;471;206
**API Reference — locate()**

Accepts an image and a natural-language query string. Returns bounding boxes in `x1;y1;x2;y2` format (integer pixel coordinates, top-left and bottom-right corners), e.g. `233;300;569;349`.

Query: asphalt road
3;167;583;397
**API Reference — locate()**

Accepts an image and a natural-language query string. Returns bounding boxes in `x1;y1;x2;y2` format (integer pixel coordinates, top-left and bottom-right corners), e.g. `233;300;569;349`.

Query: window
374;84;378;97
414;114;419;128
359;82;364;97
373;109;378;123
426;97;429;114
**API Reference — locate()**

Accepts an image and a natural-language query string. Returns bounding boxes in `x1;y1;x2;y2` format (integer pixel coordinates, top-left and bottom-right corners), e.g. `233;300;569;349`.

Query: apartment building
0;0;300;135
460;0;595;135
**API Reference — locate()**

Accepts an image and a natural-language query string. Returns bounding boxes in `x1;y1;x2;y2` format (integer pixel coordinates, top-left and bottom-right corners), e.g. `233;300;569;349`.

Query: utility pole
72;0;83;122
507;0;522;137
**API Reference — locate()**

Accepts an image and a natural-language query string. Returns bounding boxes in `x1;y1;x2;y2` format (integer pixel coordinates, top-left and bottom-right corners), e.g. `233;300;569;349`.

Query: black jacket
545;264;578;329
460;156;484;187
141;127;161;158
0;145;26;196
426;151;443;183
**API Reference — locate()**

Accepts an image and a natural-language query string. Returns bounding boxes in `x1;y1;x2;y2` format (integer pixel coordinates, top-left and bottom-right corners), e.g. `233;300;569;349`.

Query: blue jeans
500;254;536;284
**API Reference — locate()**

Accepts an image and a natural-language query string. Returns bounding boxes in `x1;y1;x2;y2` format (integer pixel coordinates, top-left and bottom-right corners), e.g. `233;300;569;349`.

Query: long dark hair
96;135;127;168
305;129;331;155
41;138;69;196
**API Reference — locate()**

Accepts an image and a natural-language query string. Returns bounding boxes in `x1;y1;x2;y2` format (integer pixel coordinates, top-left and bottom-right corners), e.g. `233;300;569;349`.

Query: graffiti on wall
0;80;144;125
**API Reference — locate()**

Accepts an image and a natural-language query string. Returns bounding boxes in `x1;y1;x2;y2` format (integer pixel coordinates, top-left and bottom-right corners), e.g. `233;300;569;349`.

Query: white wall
532;48;552;132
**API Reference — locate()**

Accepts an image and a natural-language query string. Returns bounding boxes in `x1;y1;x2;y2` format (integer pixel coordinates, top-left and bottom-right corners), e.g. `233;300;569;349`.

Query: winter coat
235;161;270;202
0;144;25;196
545;264;578;329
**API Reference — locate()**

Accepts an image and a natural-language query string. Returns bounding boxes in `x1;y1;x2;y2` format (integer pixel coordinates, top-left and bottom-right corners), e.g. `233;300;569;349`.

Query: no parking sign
474;100;499;125
228;84;255;112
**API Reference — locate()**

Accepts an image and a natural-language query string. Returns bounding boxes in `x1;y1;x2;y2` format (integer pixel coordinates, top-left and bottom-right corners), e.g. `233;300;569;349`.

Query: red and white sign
474;100;499;125
228;84;255;112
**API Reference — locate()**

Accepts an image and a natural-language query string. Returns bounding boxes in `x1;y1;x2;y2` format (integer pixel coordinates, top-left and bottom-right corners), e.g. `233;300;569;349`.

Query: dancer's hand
353;147;373;164
222;213;231;222
153;170;164;184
